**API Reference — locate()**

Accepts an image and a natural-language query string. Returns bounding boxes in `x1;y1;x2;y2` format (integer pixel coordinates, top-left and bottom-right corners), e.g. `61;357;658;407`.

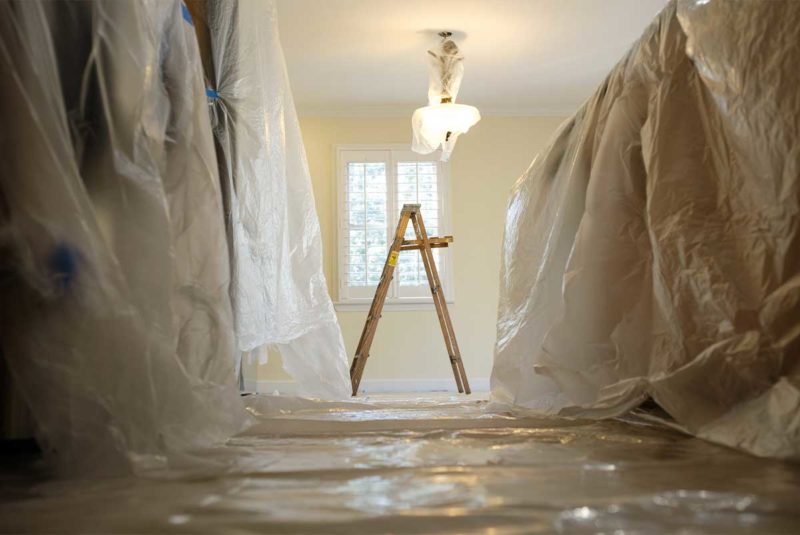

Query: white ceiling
275;0;668;117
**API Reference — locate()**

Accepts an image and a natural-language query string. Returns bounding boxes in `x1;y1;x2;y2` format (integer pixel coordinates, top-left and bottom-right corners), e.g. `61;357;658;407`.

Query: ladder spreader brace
349;203;471;396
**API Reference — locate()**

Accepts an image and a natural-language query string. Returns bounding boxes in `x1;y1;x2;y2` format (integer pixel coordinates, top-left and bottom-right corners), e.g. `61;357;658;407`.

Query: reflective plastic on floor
1;394;799;533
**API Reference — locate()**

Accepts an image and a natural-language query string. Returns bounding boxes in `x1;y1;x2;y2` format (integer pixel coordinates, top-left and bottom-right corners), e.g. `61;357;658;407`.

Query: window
336;145;453;307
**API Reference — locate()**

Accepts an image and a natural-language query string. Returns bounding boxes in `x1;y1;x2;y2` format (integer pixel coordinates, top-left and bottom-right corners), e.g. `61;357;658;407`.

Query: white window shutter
336;146;453;307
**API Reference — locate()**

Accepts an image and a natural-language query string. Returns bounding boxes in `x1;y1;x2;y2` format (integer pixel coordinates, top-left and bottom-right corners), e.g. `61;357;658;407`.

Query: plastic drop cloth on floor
1;394;799;534
0;0;246;473
201;0;350;399
492;0;800;460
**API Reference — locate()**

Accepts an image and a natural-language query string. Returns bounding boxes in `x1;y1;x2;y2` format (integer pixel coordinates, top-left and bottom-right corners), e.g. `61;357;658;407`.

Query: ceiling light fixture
411;31;481;162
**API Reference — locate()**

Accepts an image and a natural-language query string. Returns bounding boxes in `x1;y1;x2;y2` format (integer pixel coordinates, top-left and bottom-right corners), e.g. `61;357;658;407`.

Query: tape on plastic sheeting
205;88;220;100
181;3;193;25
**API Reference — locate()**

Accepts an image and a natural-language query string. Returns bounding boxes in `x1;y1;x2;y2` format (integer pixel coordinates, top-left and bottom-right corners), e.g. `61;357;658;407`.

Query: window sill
334;300;454;312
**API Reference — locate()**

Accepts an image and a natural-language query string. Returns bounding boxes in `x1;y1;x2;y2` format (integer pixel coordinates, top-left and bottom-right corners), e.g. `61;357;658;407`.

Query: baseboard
242;378;259;393
245;378;489;395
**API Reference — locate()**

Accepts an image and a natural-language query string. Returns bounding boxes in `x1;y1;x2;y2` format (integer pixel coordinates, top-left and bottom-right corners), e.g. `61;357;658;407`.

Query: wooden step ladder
349;203;471;396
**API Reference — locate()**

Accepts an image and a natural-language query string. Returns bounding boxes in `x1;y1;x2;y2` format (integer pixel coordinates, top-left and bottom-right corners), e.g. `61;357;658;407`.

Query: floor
1;393;799;533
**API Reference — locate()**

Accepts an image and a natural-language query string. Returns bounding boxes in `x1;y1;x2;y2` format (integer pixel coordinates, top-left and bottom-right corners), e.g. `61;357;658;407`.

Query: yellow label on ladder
388;251;399;266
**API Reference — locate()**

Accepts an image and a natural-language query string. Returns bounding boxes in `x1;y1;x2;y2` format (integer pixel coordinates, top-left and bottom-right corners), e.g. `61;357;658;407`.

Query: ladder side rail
358;212;412;358
350;212;412;394
412;211;471;394
410;211;466;393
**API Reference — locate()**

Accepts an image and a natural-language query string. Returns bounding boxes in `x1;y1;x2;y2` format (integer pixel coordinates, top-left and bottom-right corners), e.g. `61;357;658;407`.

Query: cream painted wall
255;116;566;388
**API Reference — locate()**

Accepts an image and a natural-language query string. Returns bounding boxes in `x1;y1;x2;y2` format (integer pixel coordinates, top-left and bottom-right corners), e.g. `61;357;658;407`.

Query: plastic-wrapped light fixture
412;32;481;162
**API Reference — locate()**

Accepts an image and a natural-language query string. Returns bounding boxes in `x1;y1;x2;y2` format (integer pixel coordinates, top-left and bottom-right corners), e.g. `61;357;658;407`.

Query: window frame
334;144;455;310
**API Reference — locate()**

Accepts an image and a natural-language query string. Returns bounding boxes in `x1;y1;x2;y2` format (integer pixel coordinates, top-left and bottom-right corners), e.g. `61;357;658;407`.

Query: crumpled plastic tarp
202;0;351;399
492;0;800;460
2;394;800;533
0;0;247;473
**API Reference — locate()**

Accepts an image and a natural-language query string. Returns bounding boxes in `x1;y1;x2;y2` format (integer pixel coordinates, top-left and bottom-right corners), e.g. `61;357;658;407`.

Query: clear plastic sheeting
1;395;799;533
492;0;800;460
204;0;350;398
0;0;246;473
412;37;480;162
425;38;465;107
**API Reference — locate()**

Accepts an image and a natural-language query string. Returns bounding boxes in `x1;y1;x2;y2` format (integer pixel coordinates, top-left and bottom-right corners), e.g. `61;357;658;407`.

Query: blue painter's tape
48;243;79;292
181;3;193;25
206;88;220;99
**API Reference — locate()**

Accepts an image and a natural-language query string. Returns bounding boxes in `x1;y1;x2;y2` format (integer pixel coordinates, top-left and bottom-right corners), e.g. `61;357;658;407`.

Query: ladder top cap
401;203;422;213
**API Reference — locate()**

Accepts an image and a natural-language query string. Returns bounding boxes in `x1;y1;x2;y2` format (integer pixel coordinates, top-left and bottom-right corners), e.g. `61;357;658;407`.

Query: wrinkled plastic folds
2;394;799;533
0;0;247;472
492;0;800;460
412;38;480;162
425;39;464;106
205;0;350;398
